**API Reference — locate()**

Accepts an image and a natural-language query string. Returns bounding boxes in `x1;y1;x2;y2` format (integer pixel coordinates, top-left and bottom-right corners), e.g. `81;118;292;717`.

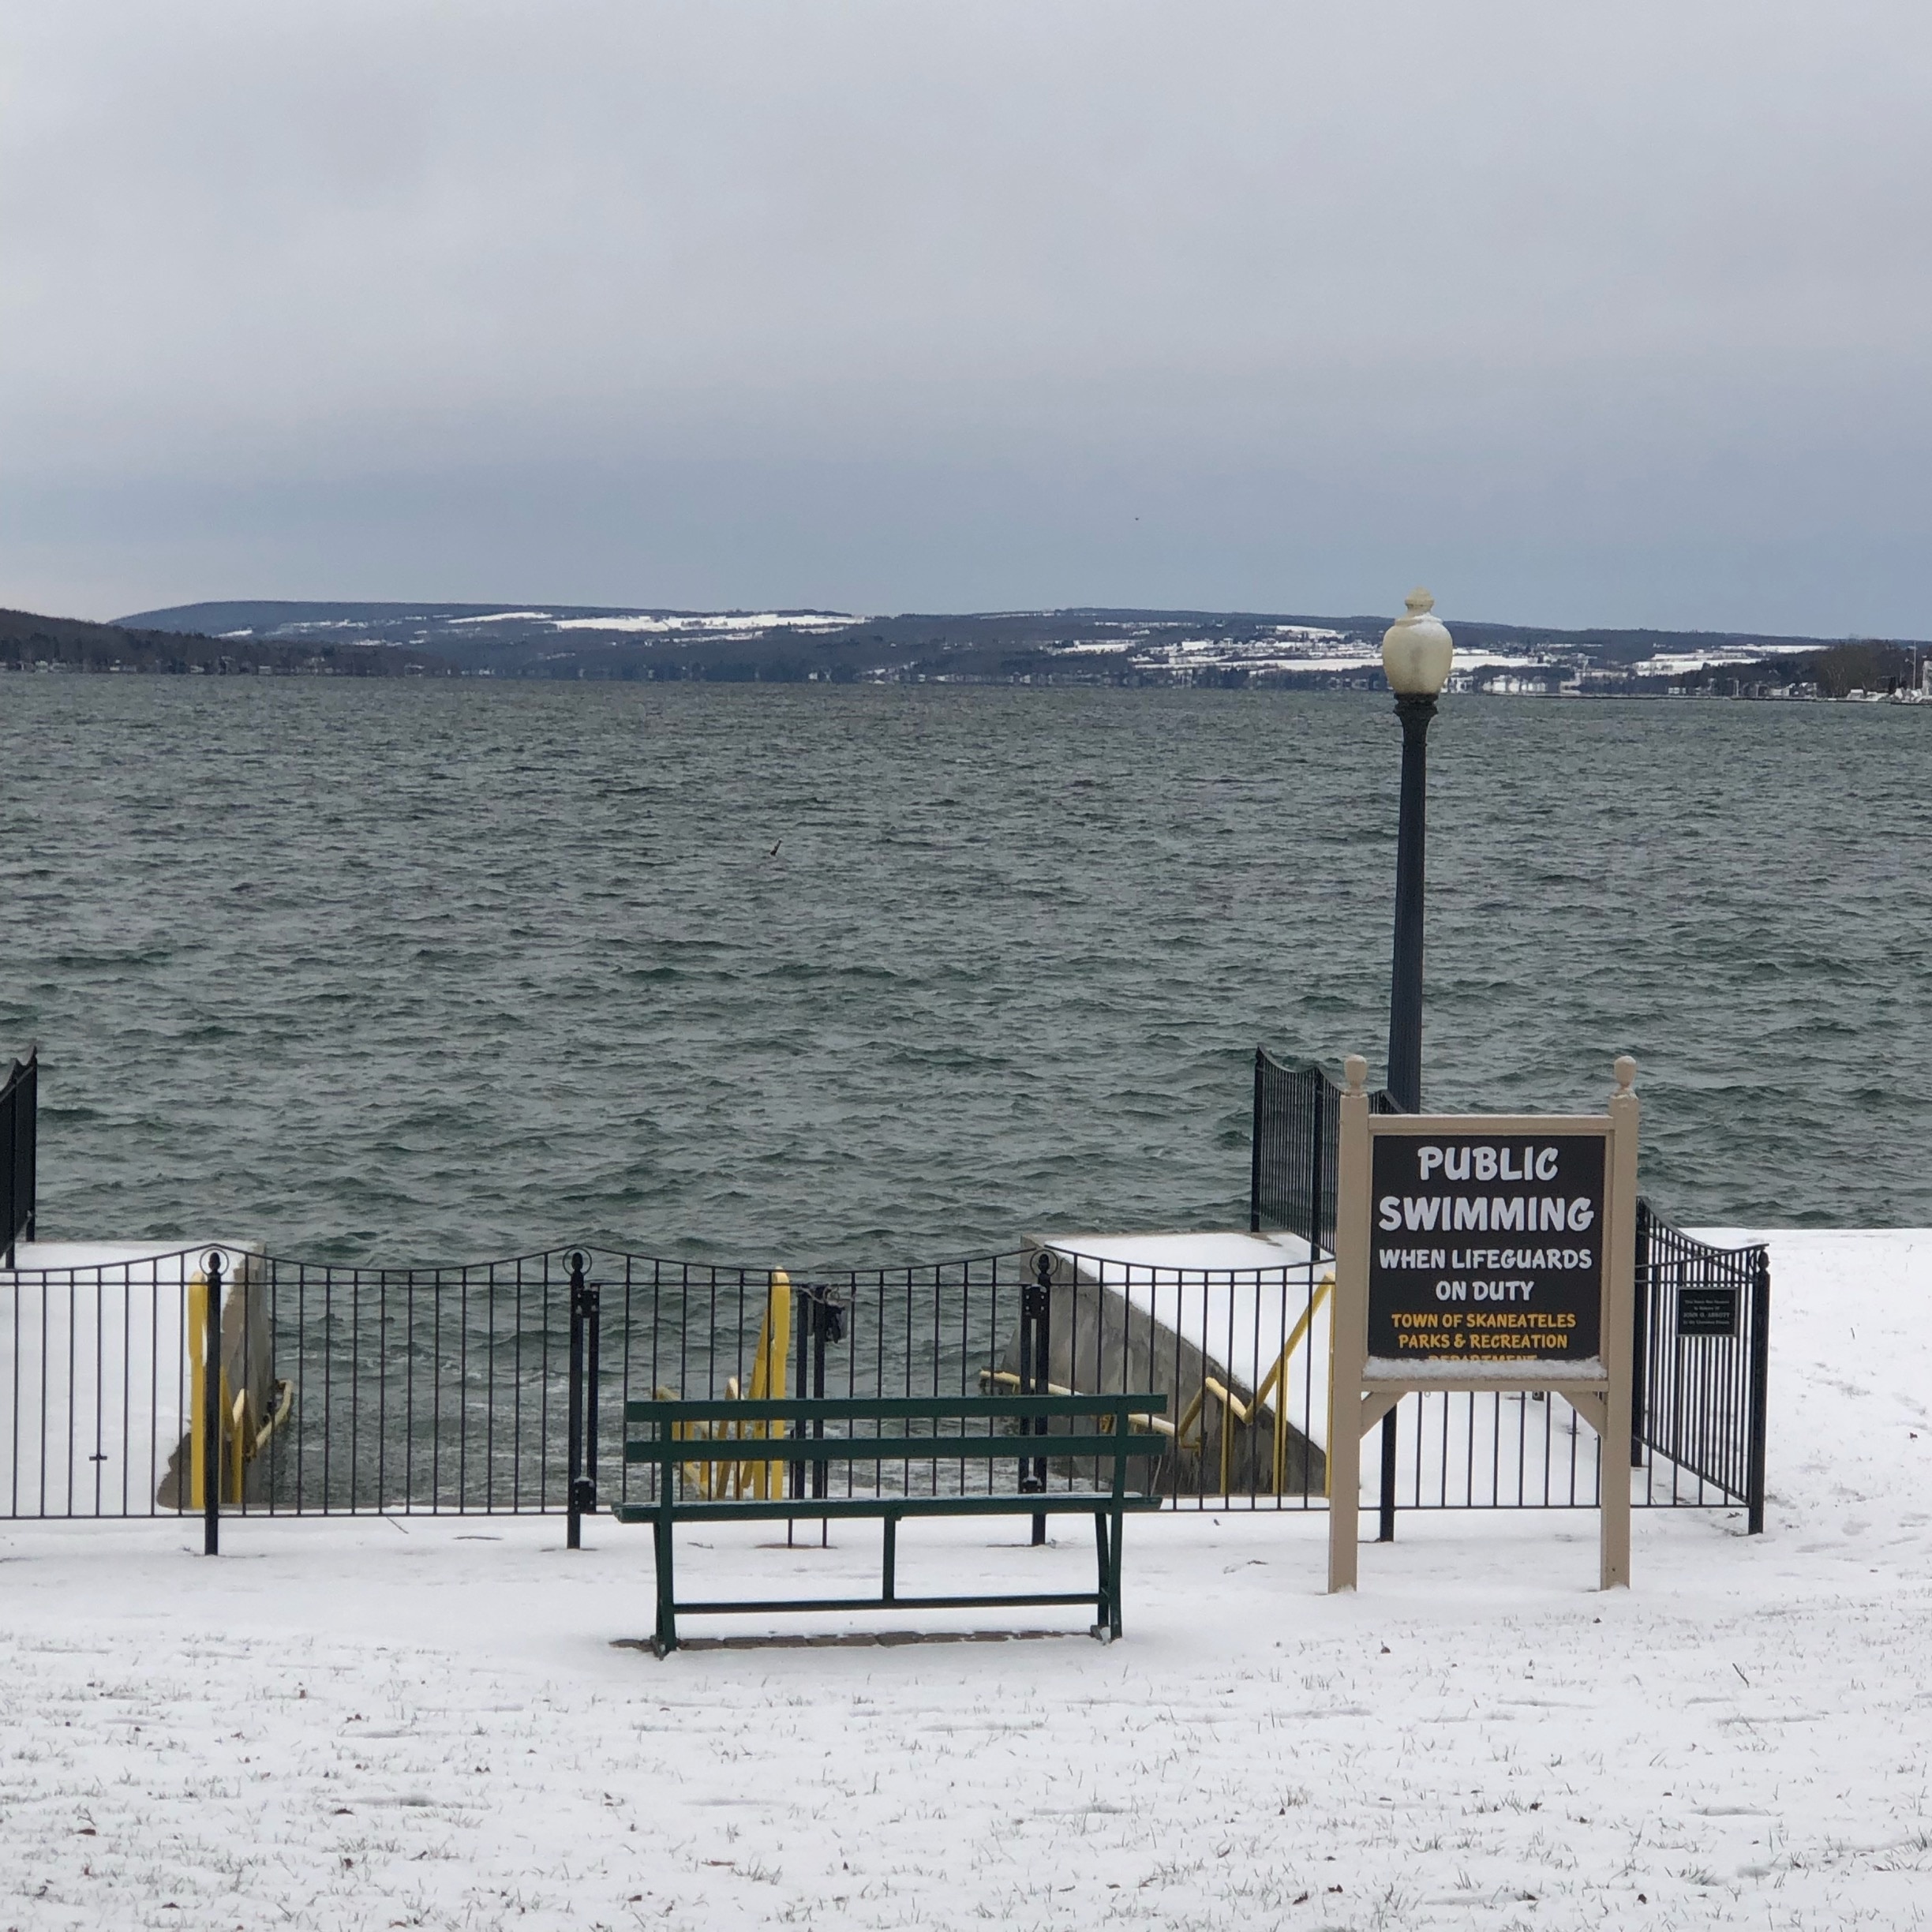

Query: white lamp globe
1382;588;1455;697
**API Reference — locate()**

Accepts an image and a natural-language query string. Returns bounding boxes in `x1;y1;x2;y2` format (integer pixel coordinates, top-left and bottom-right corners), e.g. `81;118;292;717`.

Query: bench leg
653;1510;677;1657
882;1513;897;1604
1090;1511;1112;1641
1107;1505;1125;1642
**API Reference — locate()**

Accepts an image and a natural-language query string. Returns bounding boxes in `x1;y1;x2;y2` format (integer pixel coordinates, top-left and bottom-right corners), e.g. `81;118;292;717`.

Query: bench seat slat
612;1492;1162;1524
671;1591;1104;1616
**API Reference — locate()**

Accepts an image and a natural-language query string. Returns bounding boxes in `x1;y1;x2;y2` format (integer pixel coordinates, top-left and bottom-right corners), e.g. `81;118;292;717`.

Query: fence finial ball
1613;1054;1638;1094
1381;586;1455;698
1345;1054;1368;1095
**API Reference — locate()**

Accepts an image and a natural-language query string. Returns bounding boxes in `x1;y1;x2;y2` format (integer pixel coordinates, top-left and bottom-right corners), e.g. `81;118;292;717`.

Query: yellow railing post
743;1270;791;1499
702;1271;796;1500
188;1264;280;1510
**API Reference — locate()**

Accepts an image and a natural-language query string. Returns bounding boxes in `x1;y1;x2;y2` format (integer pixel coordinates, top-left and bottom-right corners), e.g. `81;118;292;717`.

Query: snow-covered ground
4;1229;1930;1930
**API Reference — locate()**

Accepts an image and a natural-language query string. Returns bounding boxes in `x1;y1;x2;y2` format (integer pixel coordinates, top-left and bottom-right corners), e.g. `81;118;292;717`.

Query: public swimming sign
1328;1056;1640;1594
1368;1133;1606;1364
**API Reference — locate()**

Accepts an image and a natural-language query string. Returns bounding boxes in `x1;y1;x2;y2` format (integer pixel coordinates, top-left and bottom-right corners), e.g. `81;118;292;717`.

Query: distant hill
116;597;1928;689
1;605;455;676
119;599;878;680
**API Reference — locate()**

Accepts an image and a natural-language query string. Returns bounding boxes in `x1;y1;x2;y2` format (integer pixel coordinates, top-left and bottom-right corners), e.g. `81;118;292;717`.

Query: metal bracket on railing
791;1284;848;1512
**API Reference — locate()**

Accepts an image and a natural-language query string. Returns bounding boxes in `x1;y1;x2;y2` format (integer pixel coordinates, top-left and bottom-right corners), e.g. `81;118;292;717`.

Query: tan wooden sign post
1328;1054;1641;1592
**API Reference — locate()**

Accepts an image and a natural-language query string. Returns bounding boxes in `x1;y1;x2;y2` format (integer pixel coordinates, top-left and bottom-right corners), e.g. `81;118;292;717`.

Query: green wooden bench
614;1391;1167;1654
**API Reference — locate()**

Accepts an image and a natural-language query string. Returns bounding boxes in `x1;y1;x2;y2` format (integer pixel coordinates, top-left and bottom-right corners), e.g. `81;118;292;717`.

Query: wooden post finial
1344;1054;1368;1096
1612;1054;1637;1097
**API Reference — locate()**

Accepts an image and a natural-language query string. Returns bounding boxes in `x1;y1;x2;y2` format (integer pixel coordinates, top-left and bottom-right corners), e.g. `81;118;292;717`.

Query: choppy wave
2;679;1927;1264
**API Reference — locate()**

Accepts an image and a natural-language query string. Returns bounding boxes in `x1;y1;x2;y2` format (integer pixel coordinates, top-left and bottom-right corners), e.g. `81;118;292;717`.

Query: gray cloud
3;1;1928;628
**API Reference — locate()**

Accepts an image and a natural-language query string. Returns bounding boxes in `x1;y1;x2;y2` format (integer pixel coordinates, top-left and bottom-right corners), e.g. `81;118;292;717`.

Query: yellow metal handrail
977;1271;1333;1491
669;1271;793;1499
976;1368;1174;1436
1174;1273;1334;1493
187;1271;298;1507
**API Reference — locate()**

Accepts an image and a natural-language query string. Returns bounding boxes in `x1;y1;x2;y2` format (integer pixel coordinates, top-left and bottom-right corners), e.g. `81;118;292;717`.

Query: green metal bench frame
615;1392;1167;1654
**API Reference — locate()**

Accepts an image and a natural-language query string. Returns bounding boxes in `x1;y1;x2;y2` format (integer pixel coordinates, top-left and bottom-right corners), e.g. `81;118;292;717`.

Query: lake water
3;679;1926;1264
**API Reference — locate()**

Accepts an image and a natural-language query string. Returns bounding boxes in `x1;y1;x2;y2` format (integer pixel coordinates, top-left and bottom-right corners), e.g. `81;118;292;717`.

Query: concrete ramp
1000;1230;1331;1500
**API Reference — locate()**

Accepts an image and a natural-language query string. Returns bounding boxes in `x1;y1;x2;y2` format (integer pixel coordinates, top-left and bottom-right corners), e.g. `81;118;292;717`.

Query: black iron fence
1632;1204;1770;1531
1249;1047;1395;1250
0;1245;1326;1526
2;1219;1770;1535
1334;1235;1769;1525
2;1045;35;1267
1249;1044;1771;1530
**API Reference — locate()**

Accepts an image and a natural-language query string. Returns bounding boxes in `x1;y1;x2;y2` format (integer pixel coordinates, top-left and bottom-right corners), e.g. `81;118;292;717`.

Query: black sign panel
1367;1130;1607;1365
1676;1286;1739;1338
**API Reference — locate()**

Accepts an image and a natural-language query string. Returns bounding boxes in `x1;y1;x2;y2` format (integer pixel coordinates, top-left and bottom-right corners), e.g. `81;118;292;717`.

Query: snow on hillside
440;612;859;636
2;1229;1929;1930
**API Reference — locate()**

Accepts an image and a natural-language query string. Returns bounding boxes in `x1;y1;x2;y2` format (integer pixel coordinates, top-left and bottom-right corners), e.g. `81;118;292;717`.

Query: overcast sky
3;2;1928;632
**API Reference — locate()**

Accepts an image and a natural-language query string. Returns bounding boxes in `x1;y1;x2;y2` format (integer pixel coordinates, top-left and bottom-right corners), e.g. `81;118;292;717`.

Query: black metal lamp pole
1376;589;1454;1544
1385;692;1436;1116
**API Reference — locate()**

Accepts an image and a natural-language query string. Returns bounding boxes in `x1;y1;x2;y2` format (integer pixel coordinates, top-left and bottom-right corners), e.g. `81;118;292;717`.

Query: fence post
203;1249;223;1556
1311;1072;1328;1254
1631;1198;1652;1467
1376;1406;1398;1542
1249;1050;1264;1234
809;1288;841;1505
1372;1078;1400;1541
567;1251;590;1550
1;1046;34;1269
791;1286;808;1508
2;1067;13;1271
1746;1248;1770;1534
585;1270;601;1508
1022;1251;1052;1544
21;1048;33;1246
788;1284;844;1543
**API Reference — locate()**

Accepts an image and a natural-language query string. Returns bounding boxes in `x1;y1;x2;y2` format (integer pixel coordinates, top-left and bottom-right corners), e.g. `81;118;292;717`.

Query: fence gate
1250;1046;1770;1530
1631;1204;1770;1531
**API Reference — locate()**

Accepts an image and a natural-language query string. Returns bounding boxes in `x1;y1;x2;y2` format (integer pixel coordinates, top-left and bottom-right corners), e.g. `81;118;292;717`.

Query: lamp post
1381;587;1454;1113
1376;586;1454;1540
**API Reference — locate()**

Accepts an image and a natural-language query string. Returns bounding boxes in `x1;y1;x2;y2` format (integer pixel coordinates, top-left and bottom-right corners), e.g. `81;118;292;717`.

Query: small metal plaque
1676;1286;1739;1339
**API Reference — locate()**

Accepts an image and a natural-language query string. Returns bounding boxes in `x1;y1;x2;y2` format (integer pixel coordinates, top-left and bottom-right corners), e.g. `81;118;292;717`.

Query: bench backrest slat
624;1392;1166;1428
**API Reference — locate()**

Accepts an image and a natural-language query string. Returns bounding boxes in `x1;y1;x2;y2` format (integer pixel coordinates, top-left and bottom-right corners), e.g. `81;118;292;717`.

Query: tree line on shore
0;607;453;676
